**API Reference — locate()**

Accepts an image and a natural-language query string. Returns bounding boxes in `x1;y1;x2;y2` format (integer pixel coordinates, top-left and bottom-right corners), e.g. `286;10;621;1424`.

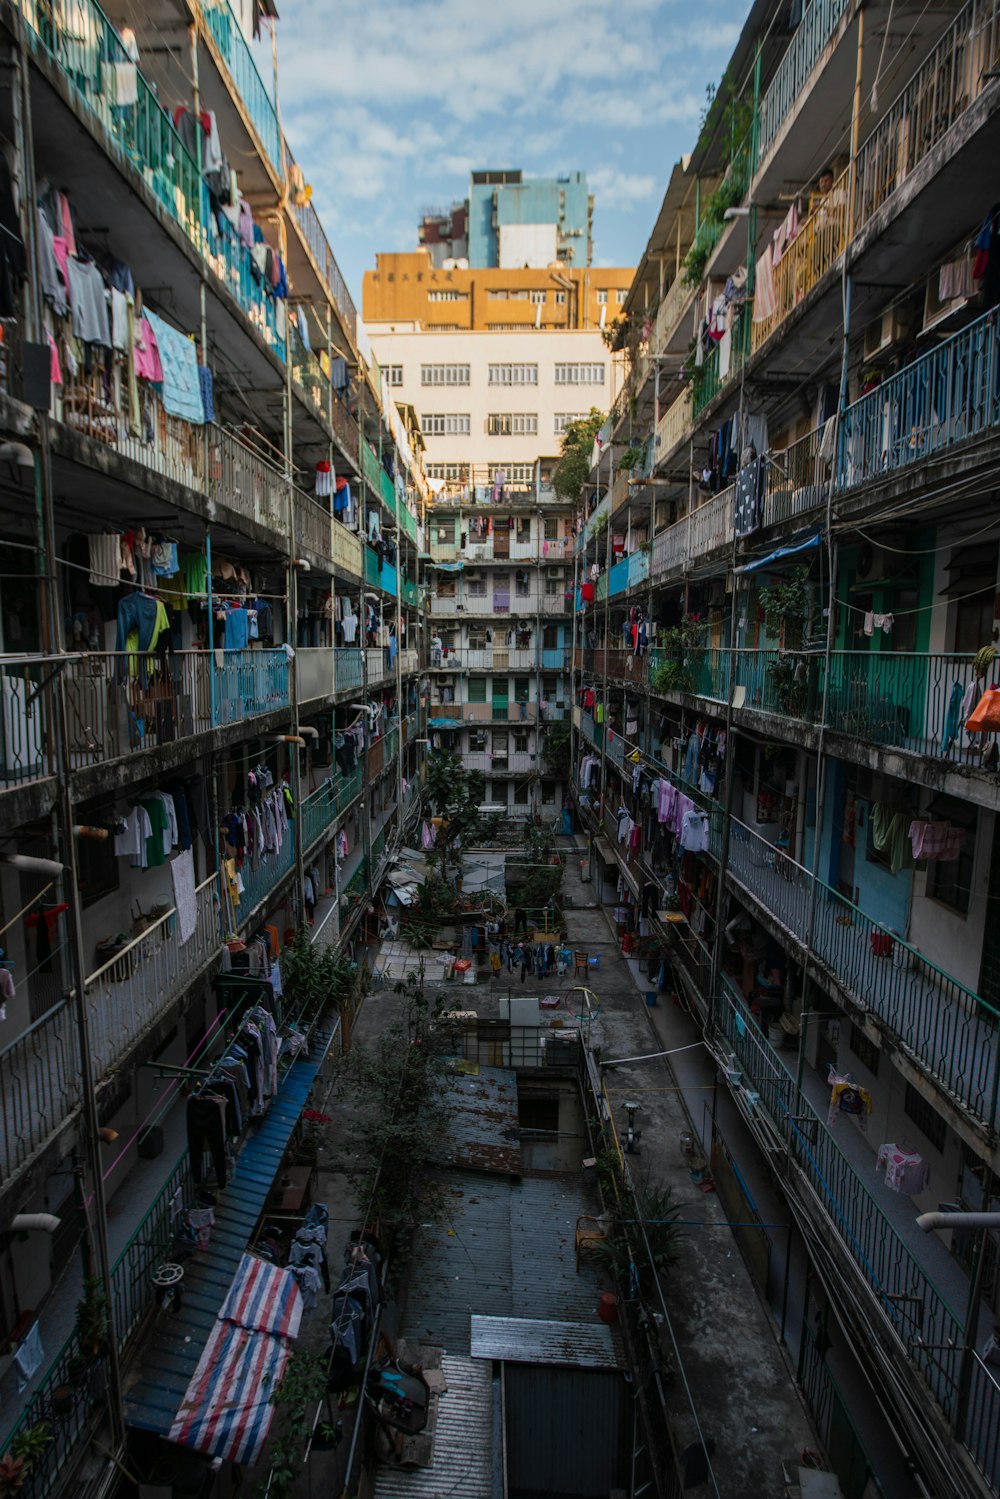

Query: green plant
681;240;710;289
591;510;608;540
281;936;356;1028
651;659;693;694
617;446;643;473
758;567;809;642
0;1455;27;1497
423;752;486;882
75;1277;110;1359
9;1424;51;1470
651;616;705;695
553;409;605;502
766;657;806;716
541;719;571;781
267;1349;331;1499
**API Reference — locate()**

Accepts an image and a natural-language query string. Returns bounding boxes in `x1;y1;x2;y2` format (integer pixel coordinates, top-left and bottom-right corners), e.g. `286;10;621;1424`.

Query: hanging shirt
876;1143;929;1195
680;809;710;852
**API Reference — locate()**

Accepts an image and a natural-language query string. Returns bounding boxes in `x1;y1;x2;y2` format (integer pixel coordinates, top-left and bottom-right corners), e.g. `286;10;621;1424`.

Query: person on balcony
431;633;442;667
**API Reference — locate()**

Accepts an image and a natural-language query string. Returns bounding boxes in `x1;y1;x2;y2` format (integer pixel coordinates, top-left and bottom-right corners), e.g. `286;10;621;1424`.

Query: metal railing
237;825;295;917
331;521;363;578
654;386;693;467
299;768;363;850
294;489;332;564
0;658;55;789
655;274;694;354
719;817;1000;1131
0;1000;78;1180
296;647;335;703
751;165;849;353
284;140;358;342
854;0;1000;237
60;650;288;765
209;427;289;533
839;306;1000;487
756;0;852;164
333;648;363;694
692;301;751;418
765;424;831;527
290;322;332;416
201;0;283;175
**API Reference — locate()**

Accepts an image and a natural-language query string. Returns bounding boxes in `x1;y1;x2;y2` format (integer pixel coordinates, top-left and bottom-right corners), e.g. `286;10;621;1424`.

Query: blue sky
274;0;750;320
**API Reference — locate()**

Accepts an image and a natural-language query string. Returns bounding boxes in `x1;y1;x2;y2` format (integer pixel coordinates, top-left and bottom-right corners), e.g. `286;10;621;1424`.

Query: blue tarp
737;531;821;574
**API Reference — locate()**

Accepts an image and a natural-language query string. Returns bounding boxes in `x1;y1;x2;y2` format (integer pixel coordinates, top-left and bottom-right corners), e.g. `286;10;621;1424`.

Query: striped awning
168;1255;302;1465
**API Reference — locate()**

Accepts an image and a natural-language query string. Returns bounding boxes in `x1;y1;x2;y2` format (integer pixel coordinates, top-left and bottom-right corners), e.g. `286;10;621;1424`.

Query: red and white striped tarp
169;1254;303;1465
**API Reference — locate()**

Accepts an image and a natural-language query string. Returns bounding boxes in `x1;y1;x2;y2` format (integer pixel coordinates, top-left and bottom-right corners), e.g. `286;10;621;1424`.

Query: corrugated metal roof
470;1315;622;1370
440;1066;521;1176
374;1354;493;1499
401;1173;611;1354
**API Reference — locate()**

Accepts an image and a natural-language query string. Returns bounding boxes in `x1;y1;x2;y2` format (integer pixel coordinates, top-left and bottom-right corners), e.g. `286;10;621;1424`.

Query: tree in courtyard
553;408;605;502
423;749;485;883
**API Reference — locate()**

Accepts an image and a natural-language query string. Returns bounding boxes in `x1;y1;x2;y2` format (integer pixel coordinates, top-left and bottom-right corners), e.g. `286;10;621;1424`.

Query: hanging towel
14;1322;43;1391
145;311;206;424
171;847;197;944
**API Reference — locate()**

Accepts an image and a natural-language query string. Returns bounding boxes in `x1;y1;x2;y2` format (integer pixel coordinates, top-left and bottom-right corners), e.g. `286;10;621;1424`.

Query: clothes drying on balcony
145;312;206;425
908;820;964;861
827;1069;873;1131
876;1143;929;1196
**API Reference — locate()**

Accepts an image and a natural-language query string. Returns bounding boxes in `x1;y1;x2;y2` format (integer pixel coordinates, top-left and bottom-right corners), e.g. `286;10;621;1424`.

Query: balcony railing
331;519;363;578
59;649;288;766
0;658;57;790
294;489;332;563
284;140;358;343
0;876;219;1182
299;768;363;850
334;647;364;694
210;427;289;533
692;301;750;418
750;165;849;353
655;274;693;353
654;386;693;464
712;981;1000;1488
854;0;1000;238
201;0;283;176
839;306;1000;488
756;0;852;165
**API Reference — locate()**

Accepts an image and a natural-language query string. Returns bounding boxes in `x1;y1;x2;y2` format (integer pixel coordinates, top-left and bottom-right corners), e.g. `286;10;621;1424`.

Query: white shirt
680;809;710;852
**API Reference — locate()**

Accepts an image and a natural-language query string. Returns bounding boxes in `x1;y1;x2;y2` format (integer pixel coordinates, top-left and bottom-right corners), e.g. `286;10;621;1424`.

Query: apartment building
363;250;633;332
0;3;425;1493
570;2;1000;1496
416;167;593;270
367;321;624;818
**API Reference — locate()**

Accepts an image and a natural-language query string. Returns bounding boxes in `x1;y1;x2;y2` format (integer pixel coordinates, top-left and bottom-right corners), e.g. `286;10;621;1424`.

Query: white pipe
917;1212;1000;1233
0;855;66;876
9;1213;61;1233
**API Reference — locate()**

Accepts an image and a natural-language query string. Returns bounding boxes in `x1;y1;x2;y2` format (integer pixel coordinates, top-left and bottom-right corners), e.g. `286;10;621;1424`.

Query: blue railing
201;0;283;177
839;308;1000;488
213;648;290;723
607;557;630;597
756;0;851;164
334;647;364;694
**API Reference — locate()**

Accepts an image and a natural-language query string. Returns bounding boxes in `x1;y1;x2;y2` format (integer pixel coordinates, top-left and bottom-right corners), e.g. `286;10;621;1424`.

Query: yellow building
363;250;634;333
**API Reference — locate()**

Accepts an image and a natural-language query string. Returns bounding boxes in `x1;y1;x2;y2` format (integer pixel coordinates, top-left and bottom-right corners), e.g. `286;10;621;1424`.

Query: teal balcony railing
647;644;1000;770
839;307;1000;489
691;301;751;418
713;982;1000;1491
334;647;364;694
202;187;286;357
238;822;295;915
284;139;358;343
756;0;851;165
362;443;385;494
299;767;362;850
201;0;283;177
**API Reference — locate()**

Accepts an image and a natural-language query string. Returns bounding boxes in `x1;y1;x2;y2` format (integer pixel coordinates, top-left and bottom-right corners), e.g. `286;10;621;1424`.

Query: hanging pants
187;1097;228;1187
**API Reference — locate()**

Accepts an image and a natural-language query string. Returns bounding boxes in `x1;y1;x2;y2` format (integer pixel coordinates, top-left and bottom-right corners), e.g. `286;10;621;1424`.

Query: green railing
691;301;751;418
362;443;384;494
299;767;363;850
201;0;283;177
401;578;422;607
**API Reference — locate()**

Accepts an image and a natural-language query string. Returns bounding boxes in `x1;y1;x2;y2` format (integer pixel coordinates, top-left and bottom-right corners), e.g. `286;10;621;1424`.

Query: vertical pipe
289;560;306;925
206;528;216;728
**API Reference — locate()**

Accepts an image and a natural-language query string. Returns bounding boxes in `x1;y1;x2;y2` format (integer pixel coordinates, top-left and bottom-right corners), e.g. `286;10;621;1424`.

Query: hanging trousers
187;1097;228;1187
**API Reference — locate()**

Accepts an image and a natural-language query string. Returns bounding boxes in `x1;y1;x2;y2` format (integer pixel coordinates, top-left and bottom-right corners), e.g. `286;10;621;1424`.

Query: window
529;290;546;305
554;362;605;385
518;1092;559;1131
541;781;556;804
487;289;509;300
515;570;530;597
487;413;538;436
510;289;529;301
427;289;467;302
555;290;567;305
434;520;455;544
542;675;558;699
514;677;530;702
467;571;487;597
554;412;587;434
421;412;470;435
420;364;470;386
926;797;977;914
543;517;558;540
848;1023;880;1078
493;731;508;762
426;462;470;482
616;289;628;305
904;1083;947;1152
488;363;538;385
545;567;566;594
387;365;403;386
468;678;487;703
542;624;558;649
489;463;535;484
514;782;530;805
597;289;609;305
513;729;529;752
469;728;488;752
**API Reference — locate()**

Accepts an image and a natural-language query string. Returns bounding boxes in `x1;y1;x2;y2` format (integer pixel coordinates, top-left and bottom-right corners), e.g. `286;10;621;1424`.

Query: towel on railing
171;848;197;945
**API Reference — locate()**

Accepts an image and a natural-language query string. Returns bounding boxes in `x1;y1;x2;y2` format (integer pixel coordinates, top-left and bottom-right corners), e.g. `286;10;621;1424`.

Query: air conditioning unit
863;306;911;362
855;543;887;583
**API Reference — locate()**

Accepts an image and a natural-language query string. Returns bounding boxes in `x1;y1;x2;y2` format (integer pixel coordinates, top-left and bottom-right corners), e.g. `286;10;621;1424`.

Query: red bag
966;688;1000;733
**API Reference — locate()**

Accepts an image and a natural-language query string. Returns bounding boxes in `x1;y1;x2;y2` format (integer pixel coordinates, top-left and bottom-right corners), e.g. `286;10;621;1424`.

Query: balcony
1;875;219;1184
712;982;998;1492
654;387;693;467
853;0;1000;242
651;645;1000;777
654;273;695;354
299;767;363;850
691;301;750;418
431;647;538;671
330;519;363;578
756;0;852;166
750;165;849;354
294;489;332;565
201;0;283;177
284;140;358;343
838;306;1000;490
57;649;290;771
20;0;287;360
462;750;536;775
333;647;363;694
209;427;289;534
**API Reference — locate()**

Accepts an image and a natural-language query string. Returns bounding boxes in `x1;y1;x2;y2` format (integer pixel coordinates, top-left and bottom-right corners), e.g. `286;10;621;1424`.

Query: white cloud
587;167;660;211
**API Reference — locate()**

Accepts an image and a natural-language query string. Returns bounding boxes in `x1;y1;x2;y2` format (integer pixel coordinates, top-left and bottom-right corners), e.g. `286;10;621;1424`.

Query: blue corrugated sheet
125;1054;322;1436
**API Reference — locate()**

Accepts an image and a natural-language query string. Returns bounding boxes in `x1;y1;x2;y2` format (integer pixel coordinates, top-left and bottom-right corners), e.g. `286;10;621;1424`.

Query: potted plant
757;567;809;646
10;1425;51;1471
75;1277;110;1362
67;1353;90;1389
0;1455;27;1498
